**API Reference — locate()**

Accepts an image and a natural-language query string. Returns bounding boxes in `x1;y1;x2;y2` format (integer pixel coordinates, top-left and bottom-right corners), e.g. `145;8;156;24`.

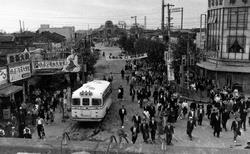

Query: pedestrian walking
197;105;204;126
118;85;124;101
149;117;157;143
186;117;195;140
108;72;113;82
213;113;221;138
130;124;139;144
130;87;135;102
231;117;241;143
140;119;149;143
240;107;248;131
153;88;159;104
222;109;230;131
119;105;127;128
164;122;174;145
132;113;141;128
36;116;45;139
126;75;130;84
121;69;125;80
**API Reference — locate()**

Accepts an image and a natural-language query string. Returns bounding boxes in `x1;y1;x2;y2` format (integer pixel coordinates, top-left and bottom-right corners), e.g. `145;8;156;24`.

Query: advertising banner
33;60;68;70
9;63;31;82
62;54;80;72
0;67;7;85
106;53;148;61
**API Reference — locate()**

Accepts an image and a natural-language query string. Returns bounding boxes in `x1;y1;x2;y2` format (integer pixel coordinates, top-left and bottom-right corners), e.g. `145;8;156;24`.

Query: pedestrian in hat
119;105;127;128
213;112;221;138
164;122;174;145
130;123;139;144
140;119;149;143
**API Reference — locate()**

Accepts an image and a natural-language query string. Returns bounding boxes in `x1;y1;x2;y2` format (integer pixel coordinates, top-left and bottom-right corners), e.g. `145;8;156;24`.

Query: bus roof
72;80;111;98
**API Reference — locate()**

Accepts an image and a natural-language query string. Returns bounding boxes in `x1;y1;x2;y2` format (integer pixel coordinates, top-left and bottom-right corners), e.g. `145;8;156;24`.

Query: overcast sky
0;0;207;33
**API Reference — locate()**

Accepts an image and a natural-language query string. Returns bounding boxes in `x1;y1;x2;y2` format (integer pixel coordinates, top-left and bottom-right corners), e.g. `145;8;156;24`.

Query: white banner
33;60;68;70
168;64;175;81
0;68;7;85
106;53;148;61
9;63;31;82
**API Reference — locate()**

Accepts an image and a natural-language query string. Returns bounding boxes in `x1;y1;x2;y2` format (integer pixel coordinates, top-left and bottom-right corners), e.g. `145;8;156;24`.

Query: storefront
7;51;31;104
0;67;23;120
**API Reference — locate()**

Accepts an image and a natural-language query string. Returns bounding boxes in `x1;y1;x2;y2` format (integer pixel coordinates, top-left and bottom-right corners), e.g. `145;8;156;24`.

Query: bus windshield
72;98;80;105
92;98;102;106
82;98;90;106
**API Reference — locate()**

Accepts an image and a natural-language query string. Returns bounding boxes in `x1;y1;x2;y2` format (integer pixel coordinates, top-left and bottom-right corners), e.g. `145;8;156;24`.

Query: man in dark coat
231;117;241;143
186;117;195;140
130;124;139;144
153;89;159;104
149;104;156;118
118;85;124;100
132;113;141;128
210;108;217;128
119;105;127;127
240;107;248;131
149;117;157;143
213;113;221;137
121;69;125;80
197;105;205;126
221;109;230;131
165;122;174;145
206;103;213;119
140;119;149;143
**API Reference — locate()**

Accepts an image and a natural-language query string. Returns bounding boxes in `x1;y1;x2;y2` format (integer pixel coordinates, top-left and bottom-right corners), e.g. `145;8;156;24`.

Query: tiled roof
0;35;15;42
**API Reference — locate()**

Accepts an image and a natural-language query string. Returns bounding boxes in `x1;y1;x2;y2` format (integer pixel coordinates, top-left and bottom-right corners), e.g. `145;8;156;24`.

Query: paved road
34;44;250;152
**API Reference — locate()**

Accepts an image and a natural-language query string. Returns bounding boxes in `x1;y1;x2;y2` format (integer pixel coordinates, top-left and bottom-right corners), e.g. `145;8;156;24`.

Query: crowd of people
115;59;250;145
0;87;70;140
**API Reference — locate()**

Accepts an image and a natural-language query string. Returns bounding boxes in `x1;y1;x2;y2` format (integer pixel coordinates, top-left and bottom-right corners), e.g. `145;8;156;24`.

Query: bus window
92;99;102;106
72;98;80;105
82;98;90;105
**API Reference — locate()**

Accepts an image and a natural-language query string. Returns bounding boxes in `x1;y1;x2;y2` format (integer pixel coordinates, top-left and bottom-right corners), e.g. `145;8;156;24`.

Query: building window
219;0;223;5
242;0;248;4
227;36;245;53
230;0;236;4
208;11;218;24
228;8;248;29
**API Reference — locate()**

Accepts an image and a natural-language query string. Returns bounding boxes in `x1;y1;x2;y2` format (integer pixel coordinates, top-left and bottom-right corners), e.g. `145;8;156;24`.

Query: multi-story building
197;0;250;92
38;24;75;41
196;31;206;50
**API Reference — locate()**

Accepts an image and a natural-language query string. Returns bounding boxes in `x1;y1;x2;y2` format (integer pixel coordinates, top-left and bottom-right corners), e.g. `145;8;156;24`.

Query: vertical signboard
0;67;8;85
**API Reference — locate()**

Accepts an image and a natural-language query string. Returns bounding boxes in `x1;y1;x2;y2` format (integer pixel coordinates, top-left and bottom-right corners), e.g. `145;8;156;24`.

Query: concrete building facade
38;24;75;41
197;0;250;92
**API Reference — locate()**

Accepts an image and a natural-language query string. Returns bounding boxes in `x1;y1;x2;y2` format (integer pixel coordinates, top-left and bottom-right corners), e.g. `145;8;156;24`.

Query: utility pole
19;20;22;33
186;33;190;89
23;21;25;32
161;0;166;32
171;7;183;30
181;8;183;30
131;16;137;27
166;3;174;83
144;16;147;29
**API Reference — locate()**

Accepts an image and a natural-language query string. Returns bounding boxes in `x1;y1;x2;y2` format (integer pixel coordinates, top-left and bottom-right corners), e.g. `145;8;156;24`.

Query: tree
117;35;135;54
171;33;197;83
134;38;165;64
75;39;99;75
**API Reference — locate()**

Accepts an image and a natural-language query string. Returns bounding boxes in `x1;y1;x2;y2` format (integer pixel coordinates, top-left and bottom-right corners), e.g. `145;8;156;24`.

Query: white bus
71;80;112;122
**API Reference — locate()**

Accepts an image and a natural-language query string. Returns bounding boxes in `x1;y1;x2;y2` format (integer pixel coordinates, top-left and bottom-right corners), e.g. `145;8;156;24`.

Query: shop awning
0;85;23;97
